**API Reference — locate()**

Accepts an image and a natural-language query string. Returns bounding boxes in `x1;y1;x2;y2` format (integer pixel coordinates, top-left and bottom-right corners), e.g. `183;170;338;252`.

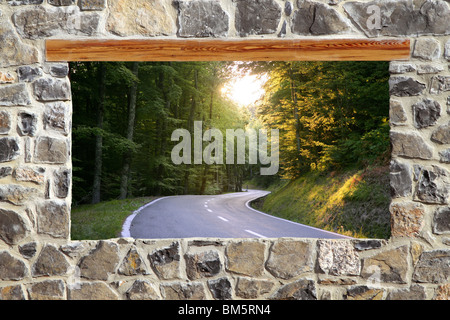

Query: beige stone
225;240;266;277
235;277;274;299
390;202;425;238
68;282;119;300
361;246;409;284
107;0;176;37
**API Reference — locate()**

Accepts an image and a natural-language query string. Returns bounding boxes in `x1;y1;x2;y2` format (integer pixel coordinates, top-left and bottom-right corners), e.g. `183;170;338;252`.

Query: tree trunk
119;62;139;199
92;63;106;204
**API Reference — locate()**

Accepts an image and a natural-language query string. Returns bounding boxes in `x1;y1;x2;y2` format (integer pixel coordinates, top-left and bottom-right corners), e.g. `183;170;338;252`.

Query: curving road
124;190;351;239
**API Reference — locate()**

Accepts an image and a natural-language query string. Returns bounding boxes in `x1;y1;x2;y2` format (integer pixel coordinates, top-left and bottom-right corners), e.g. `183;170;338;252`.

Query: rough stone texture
292;1;352;36
48;0;75;6
430;75;450;95
435;283;450;300
389;62;416;74
19;242;37;259
0;111;11;135
32;245;70;277
413;38;442;61
12;6;100;39
417;64;444;74
390;202;425;238
53;168;70;198
225;241;265;276
439;148;450;163
386;285;426;300
0;251;27;281
389;77;426;97
343;0;450;37
148;242;181;280
17;112;37;137
235;277;274;299
412;250;450;284
36;200;69;238
79;0;106;11
270;279;316;300
78;241;120;281
107;0;175;37
68;282;119;300
34;136;68;164
17;66;42;83
317;240;360;276
44;102;69;135
118;248;147;276
390;159;412;198
0;12;39;68
235;0;280;37
28;280;65;300
0;208;29;245
0;71;15;84
431;122;450;144
414;166;450;205
389;100;407;126
361;246;409;284
0;83;31;106
160;282;206;300
126;280;160;300
265;239;313;279
177;0;229;37
390;131;433;160
344;286;383;300
0;167;12;178
0;184;38;206
0;285;25;300
14;166;45;185
185;250;221;280
33;78;71;102
207;277;232;300
433;207;450;234
412;98;441;129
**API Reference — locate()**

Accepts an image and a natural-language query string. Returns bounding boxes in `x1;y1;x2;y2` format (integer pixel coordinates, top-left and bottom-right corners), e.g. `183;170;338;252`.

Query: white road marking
204;204;208;208
217;216;229;222
245;229;267;238
207;209;213;213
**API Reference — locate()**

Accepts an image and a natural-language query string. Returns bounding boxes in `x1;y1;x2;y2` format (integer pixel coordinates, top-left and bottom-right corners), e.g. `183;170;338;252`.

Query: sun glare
221;73;267;107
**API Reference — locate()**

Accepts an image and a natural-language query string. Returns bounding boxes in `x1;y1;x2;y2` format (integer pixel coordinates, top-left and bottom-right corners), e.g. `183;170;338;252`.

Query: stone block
0;138;20;163
0;71;15;84
79;0;106;11
33;78;71;102
361;246;409;284
148;242;181;280
126;280;160;300
48;0;75;5
32;245;70;277
207;277;232;300
225;240;265;277
414;165;450;205
390;160;412;198
412;98;441;129
433;207;450;234
317;240;360;276
44;102;70;135
390;131;433;160
235;0;280;37
0;285;25;300
431;122;450;145
0;83;31;106
160;282;206;300
412;38;441;61
53;168;70;198
78;241;120;280
389;77;426;97
235;277;274;299
412;250;450;284
0;111;11;135
14;166;45;185
0;251;27;281
390;202;425;238
0;184;38;206
19;242;37;259
270;279;316;300
34;136;68;164
17;66;42;82
389;63;416;74
28;280;65;300
17;112;37;137
68;282;119;300
118;248;147;276
430;75;450;95
0;208;29;245
185;250;221;280
36;200;69;238
344;286;383;300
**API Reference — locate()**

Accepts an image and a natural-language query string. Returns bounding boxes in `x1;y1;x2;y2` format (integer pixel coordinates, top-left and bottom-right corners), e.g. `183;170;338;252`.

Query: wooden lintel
46;38;410;62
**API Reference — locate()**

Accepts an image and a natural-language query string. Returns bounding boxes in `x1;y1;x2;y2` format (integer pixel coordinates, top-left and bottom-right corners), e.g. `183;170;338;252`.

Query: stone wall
0;0;449;300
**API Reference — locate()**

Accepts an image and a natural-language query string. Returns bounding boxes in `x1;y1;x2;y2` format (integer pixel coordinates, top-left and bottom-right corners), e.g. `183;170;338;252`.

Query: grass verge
70;196;157;240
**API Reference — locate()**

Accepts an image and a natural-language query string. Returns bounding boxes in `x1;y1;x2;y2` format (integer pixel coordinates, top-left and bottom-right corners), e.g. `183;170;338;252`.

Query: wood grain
46;38;410;62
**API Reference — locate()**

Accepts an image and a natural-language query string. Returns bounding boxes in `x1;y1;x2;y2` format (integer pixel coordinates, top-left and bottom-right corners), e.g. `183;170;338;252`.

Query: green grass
70;196;157;240
253;166;391;239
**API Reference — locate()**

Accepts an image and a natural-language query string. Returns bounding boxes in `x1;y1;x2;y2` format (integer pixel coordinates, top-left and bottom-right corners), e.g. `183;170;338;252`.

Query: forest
70;60;390;206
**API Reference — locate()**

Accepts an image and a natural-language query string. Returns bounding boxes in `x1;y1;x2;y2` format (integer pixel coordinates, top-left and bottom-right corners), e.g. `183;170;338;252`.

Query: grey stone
292;1;352;35
79;0;106;11
417;64;444;74
390;160;412;198
343;0;450;37
36;200;69;238
44;102;69;135
413;38;441;61
265;239;313;280
353;240;384;251
19;242;37;259
185;250;221;280
0;111;11;135
389;63;416;74
0;12;39;68
28;280;65;300
234;0;281;37
78;241;120;280
225;240;266;277
439;148;450;163
235;277;274;299
0;138;20;163
0;285;25;300
285;1;293;16
207;277;232;300
414;166;450;205
53;168;70;198
126;280;160;300
0;251;27;281
412;98;441;129
33;78;71;102
17;66;42;82
389;100;407;125
433;207;450;234
176;0;229;37
412;250;450;283
17;112;37;136
0;83;31;106
390;131;433;160
48;0;74;5
160;282;206;300
361;246;409;284
12;6;100;39
34;136;68;164
0;184;38;206
317;240;360;276
430;76;450;94
68;282;119;300
49;64;69;78
344;286;383;300
148;242;181;280
431;122;450;144
386;285;426;300
0;167;12;178
445;39;450;61
7;0;43;4
389;77;426;97
32;245;70;277
270;279;317;300
14;166;45;185
118;248;147;276
0;208;29;245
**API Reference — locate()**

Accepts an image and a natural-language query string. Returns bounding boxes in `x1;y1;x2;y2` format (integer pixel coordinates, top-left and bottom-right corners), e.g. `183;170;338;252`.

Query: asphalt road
125;189;351;239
